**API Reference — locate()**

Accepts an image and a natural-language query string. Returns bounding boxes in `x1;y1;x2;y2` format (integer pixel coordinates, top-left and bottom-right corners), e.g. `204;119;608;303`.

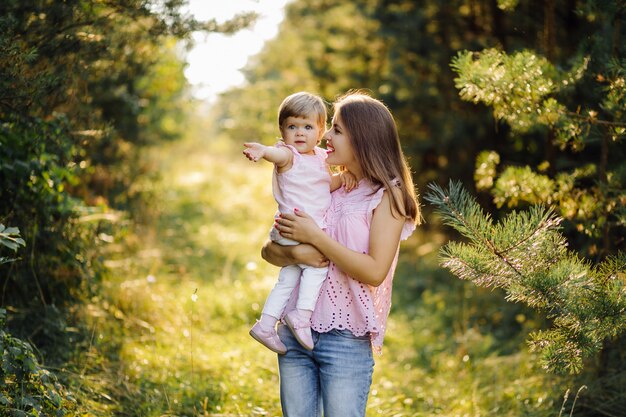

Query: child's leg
261;231;301;325
260;264;302;326
295;265;328;319
284;266;328;351
250;265;302;354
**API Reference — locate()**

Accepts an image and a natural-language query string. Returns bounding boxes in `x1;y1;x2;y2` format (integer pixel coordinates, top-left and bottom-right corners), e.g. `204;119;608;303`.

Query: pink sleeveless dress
283;179;415;353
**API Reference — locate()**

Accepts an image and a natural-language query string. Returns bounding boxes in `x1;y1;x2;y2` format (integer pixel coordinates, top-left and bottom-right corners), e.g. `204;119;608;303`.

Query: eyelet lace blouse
283;179;415;353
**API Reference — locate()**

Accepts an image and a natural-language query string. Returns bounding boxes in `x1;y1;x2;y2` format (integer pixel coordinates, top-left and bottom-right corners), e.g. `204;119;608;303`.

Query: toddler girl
243;92;355;353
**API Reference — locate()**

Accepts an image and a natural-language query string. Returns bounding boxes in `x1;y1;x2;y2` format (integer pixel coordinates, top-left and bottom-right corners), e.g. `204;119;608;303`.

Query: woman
262;90;420;417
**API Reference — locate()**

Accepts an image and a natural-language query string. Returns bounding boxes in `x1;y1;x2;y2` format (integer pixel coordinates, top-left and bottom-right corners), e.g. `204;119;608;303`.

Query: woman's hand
275;209;325;245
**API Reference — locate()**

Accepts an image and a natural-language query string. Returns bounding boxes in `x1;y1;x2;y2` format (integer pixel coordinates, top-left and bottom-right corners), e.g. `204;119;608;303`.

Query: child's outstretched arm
243;142;292;170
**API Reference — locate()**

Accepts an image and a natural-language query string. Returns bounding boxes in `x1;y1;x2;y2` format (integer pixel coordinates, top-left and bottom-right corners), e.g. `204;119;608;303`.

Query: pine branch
566;110;626;128
495;206;561;257
425;180;498;251
426;181;626;374
427;181;571;291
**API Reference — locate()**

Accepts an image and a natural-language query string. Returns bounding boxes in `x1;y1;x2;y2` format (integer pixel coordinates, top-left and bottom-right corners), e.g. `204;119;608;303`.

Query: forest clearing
67;131;572;416
1;0;624;416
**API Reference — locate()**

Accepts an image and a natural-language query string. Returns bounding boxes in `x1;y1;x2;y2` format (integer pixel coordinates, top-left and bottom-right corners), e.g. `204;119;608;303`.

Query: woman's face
324;112;359;174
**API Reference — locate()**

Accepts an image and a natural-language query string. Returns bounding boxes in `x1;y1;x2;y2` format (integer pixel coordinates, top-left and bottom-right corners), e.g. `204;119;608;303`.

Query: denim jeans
277;324;374;417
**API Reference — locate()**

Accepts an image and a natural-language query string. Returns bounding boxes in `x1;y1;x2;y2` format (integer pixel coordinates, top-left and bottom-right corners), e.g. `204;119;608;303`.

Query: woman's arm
276;191;405;287
261;240;330;268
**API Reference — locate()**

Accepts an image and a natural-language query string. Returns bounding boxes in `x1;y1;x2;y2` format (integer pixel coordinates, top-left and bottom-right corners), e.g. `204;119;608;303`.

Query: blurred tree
0;1;256;410
452;44;625;258
216;0;386;144
218;0;584;193
429;0;625;413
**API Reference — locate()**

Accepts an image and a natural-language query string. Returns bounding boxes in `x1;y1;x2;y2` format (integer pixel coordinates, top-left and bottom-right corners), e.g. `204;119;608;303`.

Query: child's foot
284;310;314;350
249;322;287;354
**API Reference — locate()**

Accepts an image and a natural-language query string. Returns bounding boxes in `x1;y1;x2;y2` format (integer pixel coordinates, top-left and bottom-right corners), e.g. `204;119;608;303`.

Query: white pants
262;230;328;319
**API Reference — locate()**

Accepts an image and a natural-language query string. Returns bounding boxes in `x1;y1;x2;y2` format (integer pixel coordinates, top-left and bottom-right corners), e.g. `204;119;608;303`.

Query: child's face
280;115;322;155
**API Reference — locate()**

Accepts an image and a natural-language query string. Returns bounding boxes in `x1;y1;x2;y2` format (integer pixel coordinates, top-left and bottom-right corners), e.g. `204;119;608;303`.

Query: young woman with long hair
262;90;420;417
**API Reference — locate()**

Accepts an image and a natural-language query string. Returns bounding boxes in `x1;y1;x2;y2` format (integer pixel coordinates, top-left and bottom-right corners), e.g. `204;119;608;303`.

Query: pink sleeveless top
283;179;415;353
272;143;331;228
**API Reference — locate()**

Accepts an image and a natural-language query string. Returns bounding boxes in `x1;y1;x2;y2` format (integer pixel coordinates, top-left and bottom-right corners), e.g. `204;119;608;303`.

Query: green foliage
450;1;625;261
0;225;26;265
426;181;626;375
439;4;626;412
0;0;252;308
451;48;626;151
497;0;519;10
0;0;257;414
492;166;557;208
451;48;566;133
474;150;500;191
475;150;624;254
0;114;92;312
1;310;76;416
135;38;190;143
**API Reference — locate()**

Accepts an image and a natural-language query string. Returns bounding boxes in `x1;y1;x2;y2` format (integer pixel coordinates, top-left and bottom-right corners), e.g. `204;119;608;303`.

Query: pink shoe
284;310;314;350
249;322;287;354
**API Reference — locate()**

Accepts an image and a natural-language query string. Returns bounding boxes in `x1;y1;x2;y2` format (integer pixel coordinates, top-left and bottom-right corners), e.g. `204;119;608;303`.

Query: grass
72;115;578;416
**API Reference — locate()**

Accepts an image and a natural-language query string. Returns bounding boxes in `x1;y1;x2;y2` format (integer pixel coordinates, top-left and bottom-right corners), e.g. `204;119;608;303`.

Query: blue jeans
277;324;374;417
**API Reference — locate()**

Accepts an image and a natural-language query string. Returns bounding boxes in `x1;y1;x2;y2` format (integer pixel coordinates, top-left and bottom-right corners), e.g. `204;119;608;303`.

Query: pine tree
425;181;626;375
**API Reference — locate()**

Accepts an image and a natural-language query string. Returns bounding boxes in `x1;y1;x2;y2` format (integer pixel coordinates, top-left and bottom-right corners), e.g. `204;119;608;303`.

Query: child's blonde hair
278;92;327;140
333;90;420;225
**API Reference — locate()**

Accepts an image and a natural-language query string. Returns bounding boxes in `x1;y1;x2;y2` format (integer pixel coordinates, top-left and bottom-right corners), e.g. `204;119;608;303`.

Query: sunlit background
2;1;624;416
184;0;290;102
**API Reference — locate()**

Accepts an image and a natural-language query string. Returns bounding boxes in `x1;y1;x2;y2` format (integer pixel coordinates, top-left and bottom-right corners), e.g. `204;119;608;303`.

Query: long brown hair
334;90;420;225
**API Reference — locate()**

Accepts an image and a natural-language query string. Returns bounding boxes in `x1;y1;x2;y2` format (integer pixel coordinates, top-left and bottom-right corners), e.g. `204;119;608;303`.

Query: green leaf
0;240;19;251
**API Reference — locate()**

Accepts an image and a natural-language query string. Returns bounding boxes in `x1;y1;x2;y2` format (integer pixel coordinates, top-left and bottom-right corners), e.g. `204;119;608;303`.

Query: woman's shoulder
371;182;416;241
330;180;383;213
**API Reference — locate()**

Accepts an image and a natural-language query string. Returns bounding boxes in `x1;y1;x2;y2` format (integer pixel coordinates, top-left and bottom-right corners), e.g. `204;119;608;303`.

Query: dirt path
101;133;286;416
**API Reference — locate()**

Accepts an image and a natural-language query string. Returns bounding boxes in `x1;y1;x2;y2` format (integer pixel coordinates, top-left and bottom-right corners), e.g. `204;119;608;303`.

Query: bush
0;308;76;416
